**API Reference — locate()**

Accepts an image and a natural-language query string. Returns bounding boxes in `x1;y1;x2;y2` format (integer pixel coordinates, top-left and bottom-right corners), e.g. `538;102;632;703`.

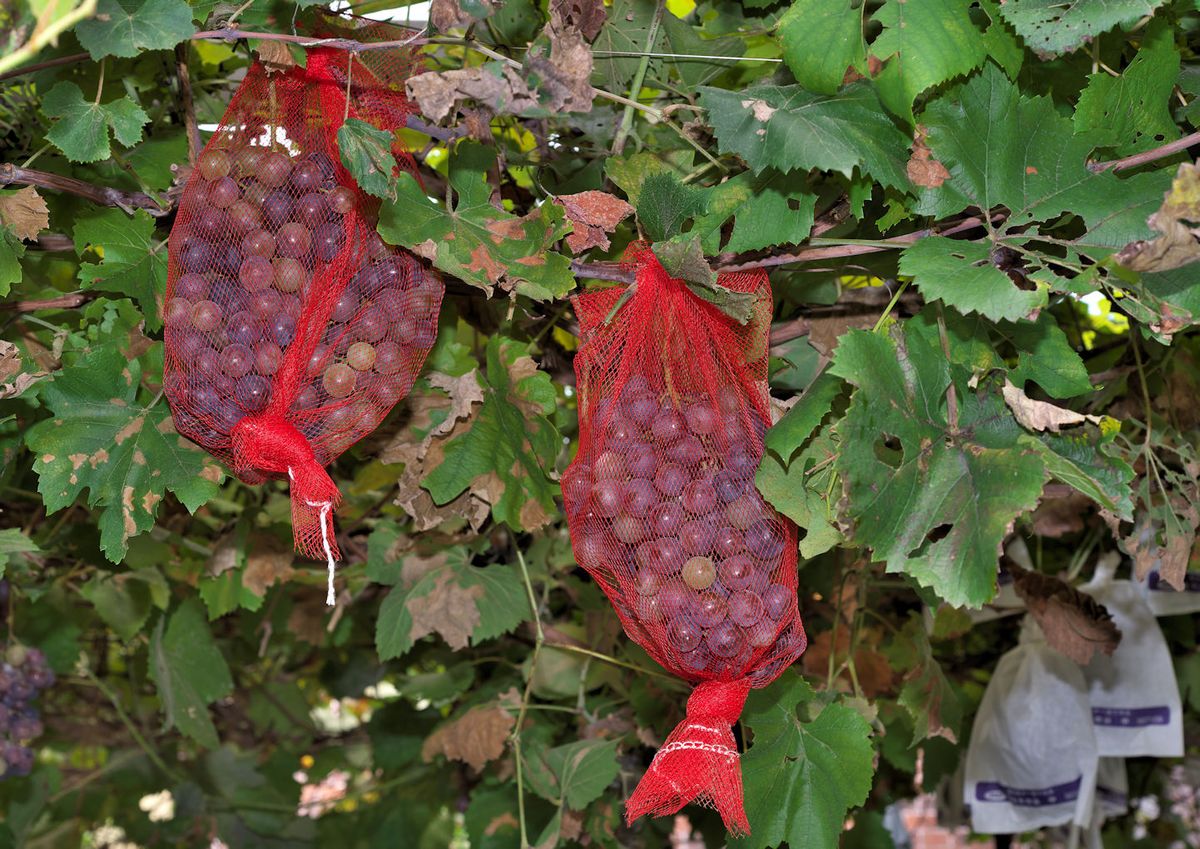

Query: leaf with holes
1074;20;1179;156
25;344;222;562
73;208;168;331
829;311;1047;606
377;142;573;301
899;237;1047;323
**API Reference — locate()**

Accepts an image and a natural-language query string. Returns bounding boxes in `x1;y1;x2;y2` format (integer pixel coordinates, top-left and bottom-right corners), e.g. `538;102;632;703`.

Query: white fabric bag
964;617;1099;833
1094;757;1129;821
1081;559;1184;758
1133;566;1200;617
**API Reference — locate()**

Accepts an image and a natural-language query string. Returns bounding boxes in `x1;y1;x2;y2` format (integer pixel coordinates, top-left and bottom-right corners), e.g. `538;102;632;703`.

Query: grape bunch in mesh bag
562;248;806;836
163;17;442;602
0;645;54;780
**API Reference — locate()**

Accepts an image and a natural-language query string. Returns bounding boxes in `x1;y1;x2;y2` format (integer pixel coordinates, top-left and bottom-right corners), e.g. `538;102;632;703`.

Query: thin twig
612;0;664;156
936;303;959;433
191;27;426;53
0;51;89;84
0;293;96;312
175;44;201;165
512;546;543;849
77;668;183;782
1089;130;1200;173
0;163;168;216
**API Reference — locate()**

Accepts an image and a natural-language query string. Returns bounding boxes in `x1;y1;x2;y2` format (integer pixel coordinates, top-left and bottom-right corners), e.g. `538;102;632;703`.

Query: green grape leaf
148;599;234;748
699;83;910;189
0;228;24;296
0;529;39;579
637;172;707;242
829;313;1047;606
525;739;621;809
421;335;561;531
870;0;989;122
75;0;195;59
376;546;530;660
735;674;874;849
377;142;574;301
604;149;691;206
73;208;168;331
777;0;865;96
1035;429;1135;519
996;0;1168;58
80;572;154;641
978;0;1024;78
1074;20;1180;156
42;83;150;163
757;421;842;559
657;12;746;91
338;118;398;202
899;236;1047;323
1004;313;1093;398
591;0;661;91
764;371;844;463
25;345;223;562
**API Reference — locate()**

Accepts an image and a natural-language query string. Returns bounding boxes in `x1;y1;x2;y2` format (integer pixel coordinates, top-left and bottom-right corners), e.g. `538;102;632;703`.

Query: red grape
695;593;727;627
277;222;311;258
239;256;274;291
209;176;239;208
763;584;791;620
328;185;355;214
669;621;701;653
613;514;646;544
228;200;261;232
255;342;283;375
622;478;656;516
685;402;718;435
190;300;222;332
651;409;684;444
682;556;716;590
260;151;293;187
594;451;626;480
592;478;624;517
164;298;191;326
706;622;743;658
682;479;717;515
653;463;687;496
242;229;276;259
373;341;404;375
719;554;754;590
291;160;323;191
649;501;685;536
250;289;282;319
728;590;765;626
220;344;253;378
680;519;716;555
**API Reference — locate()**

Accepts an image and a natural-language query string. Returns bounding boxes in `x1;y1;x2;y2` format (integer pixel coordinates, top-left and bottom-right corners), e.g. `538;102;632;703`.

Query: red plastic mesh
562;248;807;835
163;21;442;591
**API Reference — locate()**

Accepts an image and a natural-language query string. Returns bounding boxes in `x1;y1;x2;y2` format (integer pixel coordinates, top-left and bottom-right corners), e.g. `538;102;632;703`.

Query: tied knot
232;415;323;483
685;679;753;725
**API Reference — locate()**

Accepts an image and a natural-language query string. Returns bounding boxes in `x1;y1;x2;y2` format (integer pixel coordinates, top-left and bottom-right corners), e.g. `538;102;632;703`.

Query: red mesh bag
562;249;807;835
163;20;442;603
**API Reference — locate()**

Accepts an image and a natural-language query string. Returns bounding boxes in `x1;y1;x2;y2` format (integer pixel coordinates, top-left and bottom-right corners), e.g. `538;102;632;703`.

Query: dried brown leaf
0;187;49;240
550;0;606;40
255;40;296;74
408;568;483;650
421;704;514;771
243;535;295;596
0;340;45;400
1008;563;1121;665
1031;491;1092;538
430;0;497;30
907;125;951;189
1002;379;1100;432
1118;162;1200;272
555;190;634;253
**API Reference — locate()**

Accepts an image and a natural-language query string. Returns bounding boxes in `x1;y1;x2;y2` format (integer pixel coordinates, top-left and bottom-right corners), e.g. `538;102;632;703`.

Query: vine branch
1089;129;1200;173
0;163;168;216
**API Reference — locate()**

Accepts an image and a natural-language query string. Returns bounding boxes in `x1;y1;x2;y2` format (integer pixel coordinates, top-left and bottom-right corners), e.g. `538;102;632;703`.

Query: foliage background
1;0;1200;846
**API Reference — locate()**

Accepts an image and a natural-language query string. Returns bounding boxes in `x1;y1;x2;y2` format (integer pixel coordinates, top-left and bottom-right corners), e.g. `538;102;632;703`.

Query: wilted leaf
555;191;633;253
1118;163;1200;273
1002;380;1102;433
1008;562;1122;665
896;618;962;745
254;39;296;73
338;118;398;202
430;0;497;30
242;536;295;596
0;340;45;400
421;704;514;771
0;187;49;240
550;0;606;40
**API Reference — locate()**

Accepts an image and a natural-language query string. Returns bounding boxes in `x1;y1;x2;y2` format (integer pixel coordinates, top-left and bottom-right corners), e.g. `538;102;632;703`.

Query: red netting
163;19;442;602
562;248;807;836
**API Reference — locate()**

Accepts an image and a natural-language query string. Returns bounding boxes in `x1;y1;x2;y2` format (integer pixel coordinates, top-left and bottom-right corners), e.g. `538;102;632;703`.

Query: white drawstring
289;467;338;606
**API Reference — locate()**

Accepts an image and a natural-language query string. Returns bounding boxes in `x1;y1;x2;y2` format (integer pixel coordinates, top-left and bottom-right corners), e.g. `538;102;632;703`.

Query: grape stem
512;545;543;849
77;666;187;783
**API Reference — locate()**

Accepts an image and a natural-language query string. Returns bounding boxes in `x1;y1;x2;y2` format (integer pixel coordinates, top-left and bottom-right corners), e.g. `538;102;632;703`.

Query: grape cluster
0;645;54;780
165;144;441;452
564;376;799;678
